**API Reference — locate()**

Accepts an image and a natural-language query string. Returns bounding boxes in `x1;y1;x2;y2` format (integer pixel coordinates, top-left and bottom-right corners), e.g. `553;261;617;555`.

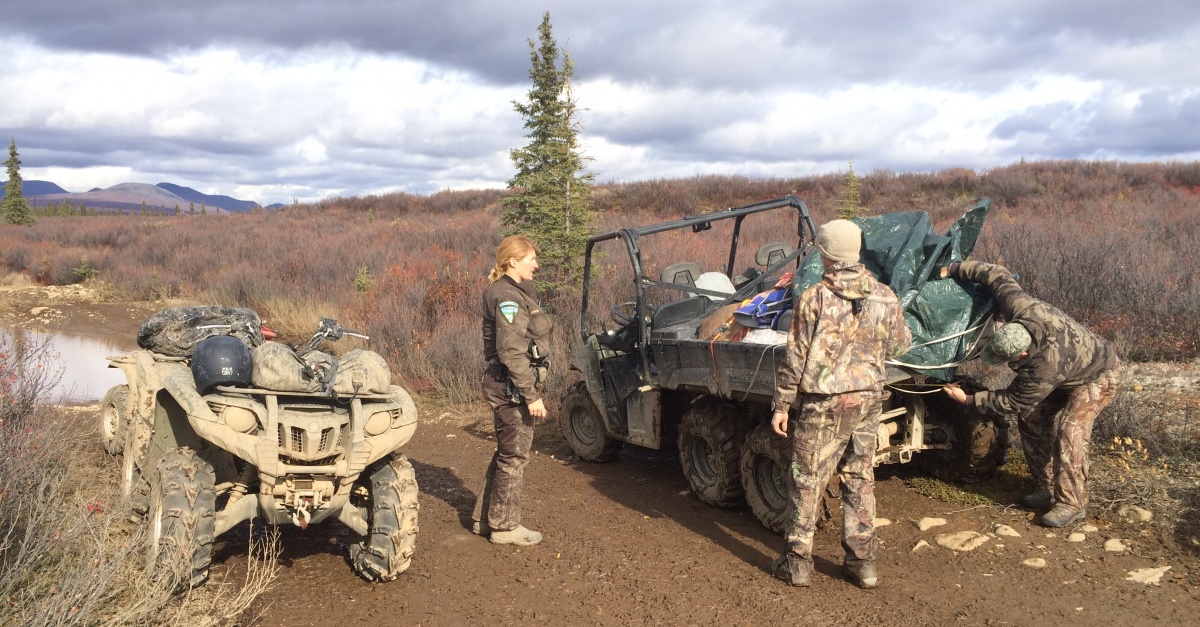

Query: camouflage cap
980;323;1032;365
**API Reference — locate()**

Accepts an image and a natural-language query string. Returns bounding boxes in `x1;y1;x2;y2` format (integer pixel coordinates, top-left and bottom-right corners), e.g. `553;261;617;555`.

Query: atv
101;313;419;587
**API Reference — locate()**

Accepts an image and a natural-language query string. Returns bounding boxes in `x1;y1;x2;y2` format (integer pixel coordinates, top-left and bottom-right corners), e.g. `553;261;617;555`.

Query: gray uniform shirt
482;275;553;403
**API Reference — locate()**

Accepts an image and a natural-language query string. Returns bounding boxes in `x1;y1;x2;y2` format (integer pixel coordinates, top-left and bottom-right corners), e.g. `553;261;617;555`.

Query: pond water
1;327;139;404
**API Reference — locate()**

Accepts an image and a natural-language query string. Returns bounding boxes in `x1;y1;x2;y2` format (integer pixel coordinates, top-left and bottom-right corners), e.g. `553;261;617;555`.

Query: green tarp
794;199;996;382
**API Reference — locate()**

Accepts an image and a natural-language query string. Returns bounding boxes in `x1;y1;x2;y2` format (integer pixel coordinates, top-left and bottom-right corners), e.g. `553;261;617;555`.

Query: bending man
942;261;1121;527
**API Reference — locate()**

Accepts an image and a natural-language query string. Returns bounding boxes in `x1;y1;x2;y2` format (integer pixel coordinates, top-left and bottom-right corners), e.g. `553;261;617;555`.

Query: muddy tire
559;382;621;462
740;422;792;533
100;384;129;455
678;398;746;508
350;454;419;582
146;448;216;589
921;394;1008;483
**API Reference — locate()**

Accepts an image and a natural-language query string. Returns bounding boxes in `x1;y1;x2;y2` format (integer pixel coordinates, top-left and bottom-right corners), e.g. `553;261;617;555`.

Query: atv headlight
364;410;391;436
222;406;259;433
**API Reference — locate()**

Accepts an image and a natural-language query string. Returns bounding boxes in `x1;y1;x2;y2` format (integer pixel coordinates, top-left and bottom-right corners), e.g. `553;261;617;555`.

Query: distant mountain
156;182;258;213
8;180;70;195
7;179;263;214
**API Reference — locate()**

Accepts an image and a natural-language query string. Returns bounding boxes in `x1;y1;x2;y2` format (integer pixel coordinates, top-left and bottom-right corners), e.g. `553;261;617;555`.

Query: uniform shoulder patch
498;301;519;323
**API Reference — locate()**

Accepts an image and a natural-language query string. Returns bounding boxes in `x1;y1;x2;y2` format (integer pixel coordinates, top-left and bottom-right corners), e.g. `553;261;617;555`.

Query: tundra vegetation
1;161;1199;623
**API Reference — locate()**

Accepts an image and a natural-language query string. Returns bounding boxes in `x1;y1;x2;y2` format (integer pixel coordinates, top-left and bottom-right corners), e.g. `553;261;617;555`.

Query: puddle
2;327;138;404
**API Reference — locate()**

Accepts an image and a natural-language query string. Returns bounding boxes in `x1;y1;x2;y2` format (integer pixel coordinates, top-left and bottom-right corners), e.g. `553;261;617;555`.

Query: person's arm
771;291;817;435
494;297;541;404
886;300;912;360
952;261;1039;318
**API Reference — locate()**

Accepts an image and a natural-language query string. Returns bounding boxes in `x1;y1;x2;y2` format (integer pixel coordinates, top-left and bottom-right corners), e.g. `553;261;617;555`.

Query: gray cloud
2;0;1198;203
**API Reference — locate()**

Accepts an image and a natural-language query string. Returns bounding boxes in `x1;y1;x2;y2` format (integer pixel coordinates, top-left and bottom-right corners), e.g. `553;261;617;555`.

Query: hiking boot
842;561;878;589
1020;489;1053;510
1041;504;1086;528
470;520;490;536
771;555;812;587
489;525;543;546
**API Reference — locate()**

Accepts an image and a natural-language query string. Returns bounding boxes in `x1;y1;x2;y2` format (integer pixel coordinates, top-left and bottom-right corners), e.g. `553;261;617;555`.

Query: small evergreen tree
189;201;195;215
354;264;373;293
837;161;868;219
502;11;596;295
3;139;35;226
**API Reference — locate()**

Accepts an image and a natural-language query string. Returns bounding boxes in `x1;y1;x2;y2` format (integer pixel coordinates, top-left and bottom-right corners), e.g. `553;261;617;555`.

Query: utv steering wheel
610;301;656;326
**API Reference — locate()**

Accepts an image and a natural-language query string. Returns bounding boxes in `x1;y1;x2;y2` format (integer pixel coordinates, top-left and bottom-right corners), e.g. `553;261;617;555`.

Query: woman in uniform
471;235;553;546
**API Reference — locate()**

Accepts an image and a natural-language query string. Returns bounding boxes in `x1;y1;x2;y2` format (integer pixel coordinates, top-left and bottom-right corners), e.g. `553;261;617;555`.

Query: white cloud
2;1;1199;204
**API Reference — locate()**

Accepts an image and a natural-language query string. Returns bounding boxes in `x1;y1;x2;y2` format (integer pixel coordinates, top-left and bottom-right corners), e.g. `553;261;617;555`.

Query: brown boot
1041;504;1085;528
1020;489;1053;510
771;554;812;587
490;525;543;546
843;560;878;589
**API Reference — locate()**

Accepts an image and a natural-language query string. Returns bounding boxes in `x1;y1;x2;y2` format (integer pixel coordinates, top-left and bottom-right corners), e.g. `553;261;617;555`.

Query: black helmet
191;335;253;394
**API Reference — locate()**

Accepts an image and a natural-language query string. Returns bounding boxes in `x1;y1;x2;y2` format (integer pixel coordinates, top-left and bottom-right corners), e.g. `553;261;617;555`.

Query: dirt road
238;411;1197;627
4;281;1195;625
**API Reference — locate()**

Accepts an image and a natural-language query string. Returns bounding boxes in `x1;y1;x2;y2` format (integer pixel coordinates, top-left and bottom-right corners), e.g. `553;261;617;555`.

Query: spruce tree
3;138;35;226
502;11;595;295
837;161;868;219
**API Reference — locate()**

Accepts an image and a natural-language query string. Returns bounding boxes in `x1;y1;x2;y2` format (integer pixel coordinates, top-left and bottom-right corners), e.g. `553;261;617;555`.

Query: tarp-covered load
137;305;265;357
793;199;997;381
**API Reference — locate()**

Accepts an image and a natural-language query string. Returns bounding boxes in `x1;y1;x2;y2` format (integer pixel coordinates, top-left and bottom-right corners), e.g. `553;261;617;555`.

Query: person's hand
771;410;789;437
527;398;547;419
939;262;960;279
943;383;969;404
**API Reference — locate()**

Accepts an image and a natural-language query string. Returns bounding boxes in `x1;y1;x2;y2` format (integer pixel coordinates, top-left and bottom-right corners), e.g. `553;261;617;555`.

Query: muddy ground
229;411;1196;627
4;282;1199;626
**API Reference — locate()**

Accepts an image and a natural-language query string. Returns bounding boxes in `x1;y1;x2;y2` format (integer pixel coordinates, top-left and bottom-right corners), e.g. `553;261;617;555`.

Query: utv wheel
920;391;1008;483
100;384;130;455
350;454;420;582
740;422;792;533
559;382;621;462
146;448;217;589
678;398;746;508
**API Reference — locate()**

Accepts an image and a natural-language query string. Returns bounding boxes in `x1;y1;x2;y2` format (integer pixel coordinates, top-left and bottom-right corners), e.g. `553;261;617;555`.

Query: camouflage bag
138;305;264;357
251;341;336;393
332;349;391;395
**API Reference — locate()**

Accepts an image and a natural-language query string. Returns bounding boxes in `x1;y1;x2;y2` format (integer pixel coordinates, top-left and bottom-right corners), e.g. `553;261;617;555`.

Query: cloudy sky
2;1;1198;205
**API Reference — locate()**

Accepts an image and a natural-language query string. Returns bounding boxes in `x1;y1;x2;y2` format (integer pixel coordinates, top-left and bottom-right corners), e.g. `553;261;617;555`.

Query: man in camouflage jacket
770;219;912;589
942;261;1121;527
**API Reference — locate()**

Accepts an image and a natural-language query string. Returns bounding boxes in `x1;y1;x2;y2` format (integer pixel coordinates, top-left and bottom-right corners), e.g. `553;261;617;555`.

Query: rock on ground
935;531;990;552
918;517;947;531
1118;505;1153;522
1105;538;1129;553
994;524;1022;538
1023;558;1048;569
1125;566;1171;585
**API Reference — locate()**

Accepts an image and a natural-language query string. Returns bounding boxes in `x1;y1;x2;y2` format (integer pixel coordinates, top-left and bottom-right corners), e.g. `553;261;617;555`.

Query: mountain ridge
4;179;263;214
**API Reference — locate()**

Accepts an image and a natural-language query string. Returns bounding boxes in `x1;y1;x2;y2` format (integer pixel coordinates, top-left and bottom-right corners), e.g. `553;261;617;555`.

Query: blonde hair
488;235;537;282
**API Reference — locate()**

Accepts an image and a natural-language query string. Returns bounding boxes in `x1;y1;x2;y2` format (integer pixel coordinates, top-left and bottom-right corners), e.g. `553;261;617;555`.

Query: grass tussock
1;336;279;626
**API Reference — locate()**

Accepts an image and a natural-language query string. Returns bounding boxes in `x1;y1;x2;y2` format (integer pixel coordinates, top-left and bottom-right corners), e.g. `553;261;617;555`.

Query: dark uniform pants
1018;362;1122;511
472;372;535;531
782;391;881;575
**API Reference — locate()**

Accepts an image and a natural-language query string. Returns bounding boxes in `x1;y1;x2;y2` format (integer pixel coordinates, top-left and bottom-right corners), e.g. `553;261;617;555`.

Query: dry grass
0;341;279;626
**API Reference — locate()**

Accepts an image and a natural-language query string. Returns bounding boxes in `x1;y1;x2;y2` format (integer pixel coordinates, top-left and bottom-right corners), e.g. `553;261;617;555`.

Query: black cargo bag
137;305;265;357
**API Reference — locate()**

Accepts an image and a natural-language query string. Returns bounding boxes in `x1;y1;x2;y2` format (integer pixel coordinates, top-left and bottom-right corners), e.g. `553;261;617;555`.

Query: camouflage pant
1018;364;1122;511
472;372;535;531
781;391;881;575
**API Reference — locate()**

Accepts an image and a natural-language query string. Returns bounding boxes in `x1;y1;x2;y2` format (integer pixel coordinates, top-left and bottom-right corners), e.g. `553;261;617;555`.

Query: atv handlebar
304;317;369;351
